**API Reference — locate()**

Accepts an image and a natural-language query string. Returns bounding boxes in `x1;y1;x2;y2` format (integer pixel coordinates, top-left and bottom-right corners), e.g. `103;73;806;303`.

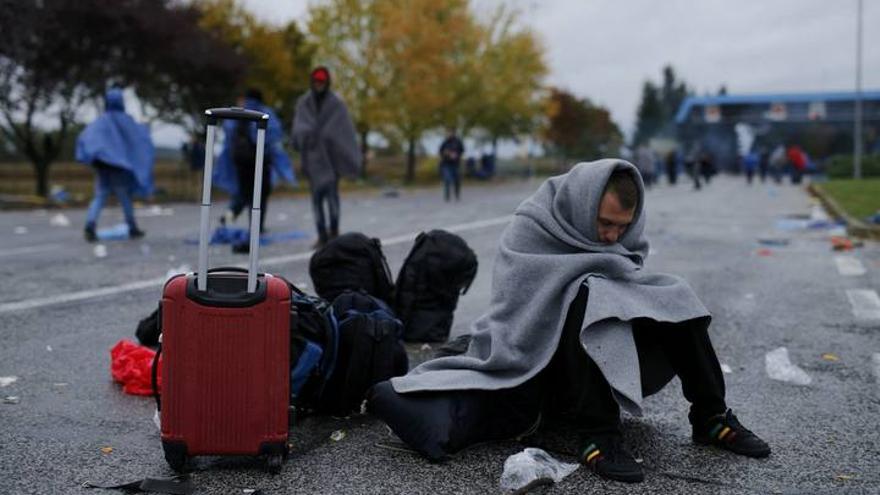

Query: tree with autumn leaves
306;0;548;182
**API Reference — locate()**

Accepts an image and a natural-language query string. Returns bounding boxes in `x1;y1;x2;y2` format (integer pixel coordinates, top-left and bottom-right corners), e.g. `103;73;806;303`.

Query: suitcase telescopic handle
197;107;270;294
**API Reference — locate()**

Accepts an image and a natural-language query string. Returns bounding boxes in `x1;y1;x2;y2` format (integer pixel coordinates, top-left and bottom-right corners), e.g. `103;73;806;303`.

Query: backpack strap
369;238;394;302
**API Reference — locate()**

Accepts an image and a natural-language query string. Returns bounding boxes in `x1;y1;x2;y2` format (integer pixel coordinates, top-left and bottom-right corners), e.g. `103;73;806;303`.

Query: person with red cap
292;66;361;248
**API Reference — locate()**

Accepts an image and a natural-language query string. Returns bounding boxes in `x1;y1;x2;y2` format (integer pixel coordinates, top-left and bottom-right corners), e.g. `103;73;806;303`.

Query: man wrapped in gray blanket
368;159;770;483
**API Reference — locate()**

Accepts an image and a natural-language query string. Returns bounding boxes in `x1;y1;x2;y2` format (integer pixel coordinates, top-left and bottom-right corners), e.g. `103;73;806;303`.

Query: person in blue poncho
214;88;295;233
76;88;154;242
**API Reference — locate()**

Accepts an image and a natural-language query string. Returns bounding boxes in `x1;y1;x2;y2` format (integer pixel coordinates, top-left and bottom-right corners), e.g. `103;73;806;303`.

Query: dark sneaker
129;228;146;240
693;409;770;458
84;226;97;243
231;241;249;254
580;434;644;483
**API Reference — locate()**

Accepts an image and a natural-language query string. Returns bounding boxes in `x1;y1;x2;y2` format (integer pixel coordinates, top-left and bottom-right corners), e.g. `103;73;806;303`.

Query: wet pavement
1;175;878;494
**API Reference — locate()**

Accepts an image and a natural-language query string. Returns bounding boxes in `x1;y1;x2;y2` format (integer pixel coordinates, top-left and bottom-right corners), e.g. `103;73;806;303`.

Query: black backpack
317;290;408;416
394;230;477;342
309;232;394;305
136;306;160;347
287;284;339;416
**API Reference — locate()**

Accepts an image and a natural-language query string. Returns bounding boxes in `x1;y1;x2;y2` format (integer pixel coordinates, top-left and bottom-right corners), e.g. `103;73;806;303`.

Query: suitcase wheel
266;454;283;474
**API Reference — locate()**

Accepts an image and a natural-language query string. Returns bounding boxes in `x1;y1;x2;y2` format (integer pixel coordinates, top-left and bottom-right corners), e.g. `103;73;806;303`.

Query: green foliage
633;65;690;145
825;154;880;178
0;0;247;195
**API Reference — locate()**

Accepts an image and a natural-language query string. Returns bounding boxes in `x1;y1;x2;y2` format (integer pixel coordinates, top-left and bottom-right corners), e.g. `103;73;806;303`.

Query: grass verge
819;179;880;219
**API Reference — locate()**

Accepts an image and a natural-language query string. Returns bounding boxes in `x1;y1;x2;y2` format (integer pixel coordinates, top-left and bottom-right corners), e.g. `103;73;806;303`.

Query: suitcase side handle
197;108;269;294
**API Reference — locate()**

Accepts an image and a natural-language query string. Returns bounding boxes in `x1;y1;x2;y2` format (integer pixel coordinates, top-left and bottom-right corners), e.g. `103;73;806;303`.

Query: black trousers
369;286;728;459
540;286;726;433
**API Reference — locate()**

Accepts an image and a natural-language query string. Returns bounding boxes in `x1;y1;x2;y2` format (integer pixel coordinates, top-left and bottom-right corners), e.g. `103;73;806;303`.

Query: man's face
597;191;635;244
311;79;328;93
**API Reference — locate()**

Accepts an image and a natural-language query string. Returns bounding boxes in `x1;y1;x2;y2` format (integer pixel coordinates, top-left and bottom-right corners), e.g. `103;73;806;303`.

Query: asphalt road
1;175;878;494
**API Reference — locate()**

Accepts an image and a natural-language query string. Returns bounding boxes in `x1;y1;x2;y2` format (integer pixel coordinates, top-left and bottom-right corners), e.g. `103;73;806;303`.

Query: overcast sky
239;0;879;139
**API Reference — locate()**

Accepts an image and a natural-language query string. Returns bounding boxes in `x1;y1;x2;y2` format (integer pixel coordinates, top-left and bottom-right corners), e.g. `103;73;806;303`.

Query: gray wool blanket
291;90;361;192
391;159;711;415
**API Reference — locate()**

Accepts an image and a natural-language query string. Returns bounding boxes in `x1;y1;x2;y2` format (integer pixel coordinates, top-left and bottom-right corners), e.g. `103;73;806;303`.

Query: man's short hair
244;88;263;103
604;170;639;210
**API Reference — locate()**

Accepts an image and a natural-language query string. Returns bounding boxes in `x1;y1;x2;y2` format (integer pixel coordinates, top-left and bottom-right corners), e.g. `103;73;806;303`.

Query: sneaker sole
693;437;771;458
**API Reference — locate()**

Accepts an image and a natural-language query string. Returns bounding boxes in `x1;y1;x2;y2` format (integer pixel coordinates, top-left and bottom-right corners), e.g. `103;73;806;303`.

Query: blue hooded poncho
213;97;295;196
75;89;155;194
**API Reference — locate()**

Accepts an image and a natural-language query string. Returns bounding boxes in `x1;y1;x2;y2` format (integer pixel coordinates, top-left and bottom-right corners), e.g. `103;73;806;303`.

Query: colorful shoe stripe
581;443;602;464
718;426;732;440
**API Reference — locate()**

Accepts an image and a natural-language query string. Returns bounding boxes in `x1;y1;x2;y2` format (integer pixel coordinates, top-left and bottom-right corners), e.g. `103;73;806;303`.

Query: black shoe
579;433;644;483
84;226;97;243
231;241;249;254
129;228;145;240
693;409;771;458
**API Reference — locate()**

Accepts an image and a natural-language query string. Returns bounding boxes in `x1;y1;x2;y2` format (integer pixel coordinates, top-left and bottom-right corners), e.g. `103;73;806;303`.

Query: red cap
311;68;329;82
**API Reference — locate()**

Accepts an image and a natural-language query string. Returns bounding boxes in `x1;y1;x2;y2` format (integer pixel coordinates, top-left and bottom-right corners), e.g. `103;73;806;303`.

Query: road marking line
0;243;63;258
834;256;866;276
0;214;513;315
846;289;880;320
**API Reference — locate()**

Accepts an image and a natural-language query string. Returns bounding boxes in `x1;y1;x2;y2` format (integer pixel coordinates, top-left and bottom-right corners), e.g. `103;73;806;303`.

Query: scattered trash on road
821;353;839;362
831;236;864;252
775;219;809;231
97;223;130;241
0;376;18;387
46;345;53;352
137;205;174;217
53;382;68;387
14;226;28;235
835;474;855;481
3;396;20;404
50;213;71;227
100;446;113;454
720;363;733;374
153;409;161;431
330;430;346;442
757;238;790;247
93;244;108;258
755;248;774;257
765;347;812;386
420;344;432;352
499;448;578;494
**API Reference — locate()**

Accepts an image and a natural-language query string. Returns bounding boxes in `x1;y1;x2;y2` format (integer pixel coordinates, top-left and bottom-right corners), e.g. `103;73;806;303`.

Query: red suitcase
157;107;291;473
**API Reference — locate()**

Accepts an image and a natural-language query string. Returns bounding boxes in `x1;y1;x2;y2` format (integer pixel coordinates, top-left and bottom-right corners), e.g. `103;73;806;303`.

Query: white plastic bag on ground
765;347;811;385
499;448;579;493
49;213;71;227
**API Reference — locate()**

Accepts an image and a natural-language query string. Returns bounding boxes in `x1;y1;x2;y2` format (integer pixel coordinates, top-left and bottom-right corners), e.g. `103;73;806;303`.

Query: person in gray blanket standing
369;159;770;483
292;66;361;248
